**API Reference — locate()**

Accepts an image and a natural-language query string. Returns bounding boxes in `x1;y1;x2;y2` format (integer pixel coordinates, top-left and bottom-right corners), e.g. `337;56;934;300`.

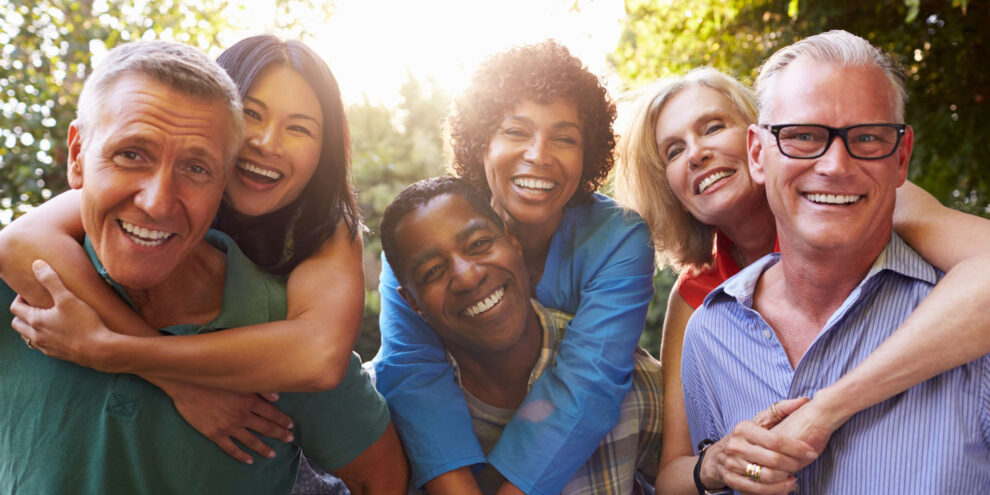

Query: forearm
812;254;990;424
655;456;701;495
102;318;353;392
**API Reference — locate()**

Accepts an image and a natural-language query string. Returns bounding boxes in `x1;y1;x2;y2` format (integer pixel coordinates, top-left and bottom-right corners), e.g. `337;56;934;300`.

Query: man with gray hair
0;40;405;493
681;30;990;493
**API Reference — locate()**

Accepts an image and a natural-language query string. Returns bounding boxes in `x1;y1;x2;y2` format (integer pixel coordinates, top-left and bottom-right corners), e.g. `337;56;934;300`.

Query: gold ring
769;401;783;423
24;338;34;350
746;462;763;482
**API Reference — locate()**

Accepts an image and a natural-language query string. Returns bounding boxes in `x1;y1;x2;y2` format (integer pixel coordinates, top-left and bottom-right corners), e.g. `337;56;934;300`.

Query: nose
135;167;177;219
814;136;855;177
686;138;712;171
523;134;550;166
248;123;284;158
449;254;485;293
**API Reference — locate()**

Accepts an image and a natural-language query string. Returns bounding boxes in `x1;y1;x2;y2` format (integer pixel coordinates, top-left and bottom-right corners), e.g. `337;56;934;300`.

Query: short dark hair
448;40;616;205
381;176;503;286
213;34;361;275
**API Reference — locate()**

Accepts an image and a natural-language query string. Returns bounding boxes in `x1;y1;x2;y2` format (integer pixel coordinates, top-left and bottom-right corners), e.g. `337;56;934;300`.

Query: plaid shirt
445;300;663;495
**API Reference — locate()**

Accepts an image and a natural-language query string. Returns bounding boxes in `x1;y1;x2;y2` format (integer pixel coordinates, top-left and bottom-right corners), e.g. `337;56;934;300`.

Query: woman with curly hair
614;63;990;494
375;40;657;494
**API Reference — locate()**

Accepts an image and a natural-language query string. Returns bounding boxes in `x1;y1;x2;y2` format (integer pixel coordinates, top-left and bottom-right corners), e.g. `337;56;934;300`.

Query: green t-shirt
0;230;389;494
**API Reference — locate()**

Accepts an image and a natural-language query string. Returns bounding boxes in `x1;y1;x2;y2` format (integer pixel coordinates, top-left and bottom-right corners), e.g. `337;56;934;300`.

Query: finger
729;422;816;469
11;315;38;342
212;435;255;464
774;397;809;417
9;295;34;322
31;260;67;301
243;413;293;443
231;428;276;459
725;470;796;495
724;458;792;485
259;392;279;402
752;397;808;428
251;397;294;430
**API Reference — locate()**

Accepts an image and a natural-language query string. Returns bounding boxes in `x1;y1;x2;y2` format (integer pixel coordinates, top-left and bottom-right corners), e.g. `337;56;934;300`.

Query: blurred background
1;0;984;359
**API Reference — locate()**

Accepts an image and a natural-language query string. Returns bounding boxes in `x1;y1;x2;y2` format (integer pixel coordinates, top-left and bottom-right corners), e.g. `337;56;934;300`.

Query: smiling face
483;99;584;233
67;74;231;290
225;64;323;217
394;193;532;356
655;85;765;228
748;58;912;257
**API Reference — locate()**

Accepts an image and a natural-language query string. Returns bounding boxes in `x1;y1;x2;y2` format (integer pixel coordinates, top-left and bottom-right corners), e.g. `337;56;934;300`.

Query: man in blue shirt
681;30;990;493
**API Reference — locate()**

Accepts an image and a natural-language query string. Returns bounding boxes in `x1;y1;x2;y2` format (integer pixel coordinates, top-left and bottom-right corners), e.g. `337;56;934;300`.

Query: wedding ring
24;338;34;350
746;462;763;482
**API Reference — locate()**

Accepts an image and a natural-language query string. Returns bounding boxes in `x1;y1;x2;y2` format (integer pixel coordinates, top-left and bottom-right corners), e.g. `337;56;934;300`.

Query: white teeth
119;220;172;247
237;160;282;180
463;286;506;317
512;177;555;191
805;193;863;205
697;170;735;194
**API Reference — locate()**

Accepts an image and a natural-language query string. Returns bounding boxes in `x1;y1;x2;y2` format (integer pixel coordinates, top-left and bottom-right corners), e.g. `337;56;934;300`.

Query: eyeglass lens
777;125;901;158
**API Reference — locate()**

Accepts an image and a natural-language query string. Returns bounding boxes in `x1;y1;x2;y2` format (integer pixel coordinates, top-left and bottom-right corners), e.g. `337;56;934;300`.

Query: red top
676;231;780;309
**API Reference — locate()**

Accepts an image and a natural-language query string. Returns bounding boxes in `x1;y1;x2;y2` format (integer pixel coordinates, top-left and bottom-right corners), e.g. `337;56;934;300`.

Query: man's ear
397;286;422;315
747;124;767;185
894;125;914;187
66;120;85;189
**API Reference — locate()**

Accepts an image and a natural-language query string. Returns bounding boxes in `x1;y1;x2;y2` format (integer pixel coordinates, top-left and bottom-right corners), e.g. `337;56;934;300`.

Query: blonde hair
614;67;757;272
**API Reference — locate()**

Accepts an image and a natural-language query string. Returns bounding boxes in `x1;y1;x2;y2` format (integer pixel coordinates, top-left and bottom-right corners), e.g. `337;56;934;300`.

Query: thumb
754;397;810;427
32;260;68;300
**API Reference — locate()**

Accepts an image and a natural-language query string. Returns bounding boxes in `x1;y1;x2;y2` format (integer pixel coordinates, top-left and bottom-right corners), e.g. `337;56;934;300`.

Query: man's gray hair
76;40;244;166
755;30;909;123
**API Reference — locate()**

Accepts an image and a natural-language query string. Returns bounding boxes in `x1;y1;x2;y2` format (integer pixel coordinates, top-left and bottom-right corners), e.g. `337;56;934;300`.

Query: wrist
694;439;727;494
808;386;855;430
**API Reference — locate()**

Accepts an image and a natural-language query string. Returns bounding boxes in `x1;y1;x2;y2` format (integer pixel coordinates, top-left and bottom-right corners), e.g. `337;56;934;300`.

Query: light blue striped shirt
682;233;990;493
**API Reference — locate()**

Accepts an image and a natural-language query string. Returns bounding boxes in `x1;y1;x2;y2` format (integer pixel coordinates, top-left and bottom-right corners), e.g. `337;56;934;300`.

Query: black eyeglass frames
760;123;907;160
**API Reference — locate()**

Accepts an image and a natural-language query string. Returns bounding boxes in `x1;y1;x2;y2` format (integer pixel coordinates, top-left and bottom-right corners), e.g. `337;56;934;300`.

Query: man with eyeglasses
680;30;990;493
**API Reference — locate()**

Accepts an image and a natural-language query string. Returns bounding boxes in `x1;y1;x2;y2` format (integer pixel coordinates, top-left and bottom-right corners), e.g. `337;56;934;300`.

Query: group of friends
0;28;988;495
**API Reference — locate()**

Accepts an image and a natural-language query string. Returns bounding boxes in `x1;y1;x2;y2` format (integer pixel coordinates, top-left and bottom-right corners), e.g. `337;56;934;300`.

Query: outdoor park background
1;0;984;359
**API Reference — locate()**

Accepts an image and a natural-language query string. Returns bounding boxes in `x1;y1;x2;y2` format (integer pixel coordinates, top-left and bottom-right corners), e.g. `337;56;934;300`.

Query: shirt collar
84;229;285;335
711;232;938;309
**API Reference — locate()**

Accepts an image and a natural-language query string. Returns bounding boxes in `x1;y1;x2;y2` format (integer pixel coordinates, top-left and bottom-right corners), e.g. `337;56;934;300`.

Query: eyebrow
503;115;582;132
657;111;729;153
407;219;494;275
243;96;322;126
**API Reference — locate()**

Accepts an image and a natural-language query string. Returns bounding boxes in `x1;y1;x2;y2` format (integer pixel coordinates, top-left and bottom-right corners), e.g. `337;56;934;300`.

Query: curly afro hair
448;39;616;205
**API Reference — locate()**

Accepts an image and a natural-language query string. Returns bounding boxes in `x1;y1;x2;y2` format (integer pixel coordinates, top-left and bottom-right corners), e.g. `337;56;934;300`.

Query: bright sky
226;0;626;105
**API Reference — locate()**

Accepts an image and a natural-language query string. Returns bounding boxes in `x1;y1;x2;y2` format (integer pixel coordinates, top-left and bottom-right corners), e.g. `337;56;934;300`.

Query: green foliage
613;0;989;215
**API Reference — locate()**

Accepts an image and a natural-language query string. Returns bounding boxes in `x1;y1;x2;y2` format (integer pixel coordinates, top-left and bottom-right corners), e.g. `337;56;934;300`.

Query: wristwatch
694;439;731;495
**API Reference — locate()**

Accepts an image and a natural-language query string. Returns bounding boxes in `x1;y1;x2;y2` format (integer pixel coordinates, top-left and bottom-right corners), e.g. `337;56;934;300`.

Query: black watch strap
694;439;729;495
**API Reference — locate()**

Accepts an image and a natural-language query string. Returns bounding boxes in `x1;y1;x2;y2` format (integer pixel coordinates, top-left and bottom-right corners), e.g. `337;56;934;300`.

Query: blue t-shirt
374;194;655;494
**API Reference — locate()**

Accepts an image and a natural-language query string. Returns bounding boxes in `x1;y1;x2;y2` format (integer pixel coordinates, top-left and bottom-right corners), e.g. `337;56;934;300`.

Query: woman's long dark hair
214;34;360;276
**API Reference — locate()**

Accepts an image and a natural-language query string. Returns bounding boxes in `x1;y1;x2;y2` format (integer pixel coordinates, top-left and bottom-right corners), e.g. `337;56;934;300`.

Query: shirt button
763;329;773;339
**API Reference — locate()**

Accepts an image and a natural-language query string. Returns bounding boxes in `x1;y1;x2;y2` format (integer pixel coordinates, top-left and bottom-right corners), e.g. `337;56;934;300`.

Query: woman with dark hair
0;35;377;466
375;40;657;494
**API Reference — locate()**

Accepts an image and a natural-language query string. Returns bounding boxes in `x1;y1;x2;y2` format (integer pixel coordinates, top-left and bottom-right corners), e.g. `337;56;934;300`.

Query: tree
612;0;986;215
